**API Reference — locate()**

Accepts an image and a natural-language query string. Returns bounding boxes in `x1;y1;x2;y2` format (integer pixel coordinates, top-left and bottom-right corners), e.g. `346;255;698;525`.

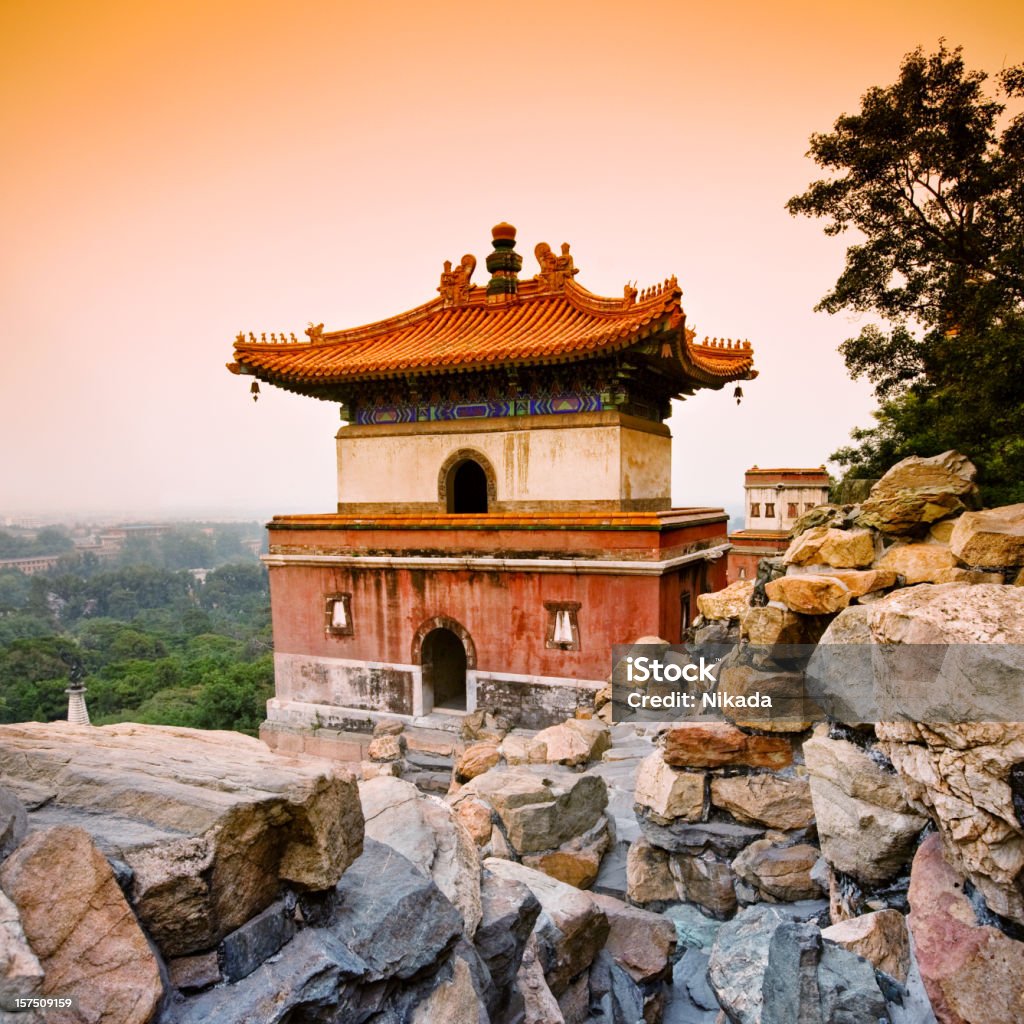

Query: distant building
0;555;63;576
229;223;757;750
727;466;830;583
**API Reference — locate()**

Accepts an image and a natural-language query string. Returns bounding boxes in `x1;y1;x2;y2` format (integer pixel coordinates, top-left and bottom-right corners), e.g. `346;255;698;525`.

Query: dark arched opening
422;627;467;711
448;459;488;514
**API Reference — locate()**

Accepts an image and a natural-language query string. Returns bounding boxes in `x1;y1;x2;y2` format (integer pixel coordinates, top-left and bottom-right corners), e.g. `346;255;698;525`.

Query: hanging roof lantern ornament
734;385;744;405
250;381;261;403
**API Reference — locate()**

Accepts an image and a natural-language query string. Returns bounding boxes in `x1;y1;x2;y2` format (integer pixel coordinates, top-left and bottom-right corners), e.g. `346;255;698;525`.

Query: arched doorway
422;627;467;711
448;459;488;513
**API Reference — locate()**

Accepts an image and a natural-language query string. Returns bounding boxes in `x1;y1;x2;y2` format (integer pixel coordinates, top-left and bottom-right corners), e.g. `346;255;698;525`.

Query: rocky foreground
2;451;1024;1023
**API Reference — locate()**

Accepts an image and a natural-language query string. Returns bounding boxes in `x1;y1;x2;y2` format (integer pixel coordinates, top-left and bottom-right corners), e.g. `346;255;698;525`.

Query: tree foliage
788;43;1024;502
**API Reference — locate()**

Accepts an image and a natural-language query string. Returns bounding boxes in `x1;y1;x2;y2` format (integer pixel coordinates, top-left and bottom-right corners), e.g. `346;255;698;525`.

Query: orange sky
2;0;1021;518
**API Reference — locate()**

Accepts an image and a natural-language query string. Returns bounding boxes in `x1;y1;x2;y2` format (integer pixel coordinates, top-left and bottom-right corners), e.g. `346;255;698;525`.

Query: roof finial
486;223;522;301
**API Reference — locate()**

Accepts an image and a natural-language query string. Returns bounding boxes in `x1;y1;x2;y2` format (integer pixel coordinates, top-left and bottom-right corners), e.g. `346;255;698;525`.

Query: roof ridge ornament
305;322;325;343
534;241;579;292
438;254;477;307
486;222;522;302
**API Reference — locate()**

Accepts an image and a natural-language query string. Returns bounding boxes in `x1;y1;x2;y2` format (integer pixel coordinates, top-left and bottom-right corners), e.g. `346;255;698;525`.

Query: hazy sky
2;1;1021;519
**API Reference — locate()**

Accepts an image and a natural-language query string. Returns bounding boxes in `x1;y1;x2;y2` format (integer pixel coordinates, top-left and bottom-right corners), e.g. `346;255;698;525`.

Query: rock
516;932;565;1024
330;837;463;981
662;723;792;770
949;502;1024;567
857;451;979;535
932;566;1005;584
373;717;405;737
219;899;295;983
454;796;494;846
716;663;817;733
360;776;482;935
474;870;542;996
410;951;489;1024
666;947;721;1022
484;858;610;996
454;742;501;782
522;817;612;889
696;579;755;620
822;567;898;597
367;733;405;761
360;759;401;780
532;719;610;767
784;526;877;569
625;837;677;905
731;840;823;902
664;902;723;953
875;541;959;583
0;889;43;1010
765;574;853;614
0;826;162;1024
804;726;927;886
633;753;705;825
710;772;814;830
741;605;831;646
909;834;1024;1024
502;733;548;765
0;788;26;863
669;853;738;919
821;908;909;983
590;892;676;983
636;815;764;858
0;722;363;958
588;948;646;1024
454;767;608;856
167;951;221;993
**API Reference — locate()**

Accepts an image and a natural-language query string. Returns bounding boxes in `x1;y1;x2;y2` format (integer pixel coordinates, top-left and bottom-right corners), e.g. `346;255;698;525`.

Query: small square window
324;593;353;636
765;502;775;518
787;502;798;518
750;502;761;517
544;601;581;651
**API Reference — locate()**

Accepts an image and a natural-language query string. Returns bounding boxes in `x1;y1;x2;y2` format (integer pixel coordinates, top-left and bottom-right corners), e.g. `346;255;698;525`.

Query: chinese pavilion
229;224;756;753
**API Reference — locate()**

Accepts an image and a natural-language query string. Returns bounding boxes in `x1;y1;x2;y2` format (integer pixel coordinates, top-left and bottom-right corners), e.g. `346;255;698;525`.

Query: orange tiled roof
228;234;756;393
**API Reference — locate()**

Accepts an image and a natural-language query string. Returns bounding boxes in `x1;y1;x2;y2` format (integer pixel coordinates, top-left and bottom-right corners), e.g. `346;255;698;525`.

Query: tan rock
804;726;927;886
453;797;493;846
0;722;363;958
625;837;677;905
696;579;755;621
372;718;405;737
359;776;482;935
662;723;792;770
516;932;565;1024
875;541;958;583
784;526;877;569
716;663;817;732
710;773;814;830
731;840;822;901
909;834;1024;1024
0;826;163;1024
522;838;606;890
633;753;705;825
0;889;43;1010
949;503;1024;567
824;568;898;596
589;893;676;983
821;909;909;983
765;574;852;614
932;566;1004;584
501;733;548;765
367;734;405;761
929;519;956;543
453;742;500;782
668;852;737;918
532;719;610;767
360;759;401;780
740;605;830;645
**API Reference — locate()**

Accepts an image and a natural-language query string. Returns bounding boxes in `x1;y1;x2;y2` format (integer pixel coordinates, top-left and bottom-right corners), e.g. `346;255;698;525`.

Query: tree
787;43;1024;504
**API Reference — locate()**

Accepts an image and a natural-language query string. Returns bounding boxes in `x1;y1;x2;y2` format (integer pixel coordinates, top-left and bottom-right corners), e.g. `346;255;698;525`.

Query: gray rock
663;903;723;953
219;899;295;983
817;941;888;1023
330;838;464;981
761;920;822;1024
474;870;541;998
589;949;646;1024
0;787;26;862
636;815;765;857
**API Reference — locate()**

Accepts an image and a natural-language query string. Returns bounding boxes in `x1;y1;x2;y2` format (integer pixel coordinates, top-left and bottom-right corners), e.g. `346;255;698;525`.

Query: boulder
949;502;1024;567
0;787;26;863
516;932;565;1024
0;722;363;958
856;451;979;535
909;834;1024;1024
625;836;677;905
360;776;482;935
484;858;610;996
589;892;676;983
501;733;548;765
636;817;764;858
932;567;1005;584
219;899;295;984
454;797;494;847
532;719;610;767
0;826;162;1024
167;952;221;994
367;733;405;761
784;526;876;569
410;951;489;1024
588;948;646;1024
633;752;705;825
875;541;959;583
521;817;612;889
454;742;501;782
662;723;792;770
453;767;607;856
696;579;755;620
0;889;43;1010
668;852;738;919
474;870;542;996
731;840;823;902
804;726;927;886
741;605;830;645
716;663;817;733
821;908;909;983
710;772;814;830
765;574;853;614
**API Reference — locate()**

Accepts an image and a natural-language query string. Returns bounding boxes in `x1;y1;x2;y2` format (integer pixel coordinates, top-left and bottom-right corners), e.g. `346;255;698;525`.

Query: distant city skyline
2;1;1020;518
